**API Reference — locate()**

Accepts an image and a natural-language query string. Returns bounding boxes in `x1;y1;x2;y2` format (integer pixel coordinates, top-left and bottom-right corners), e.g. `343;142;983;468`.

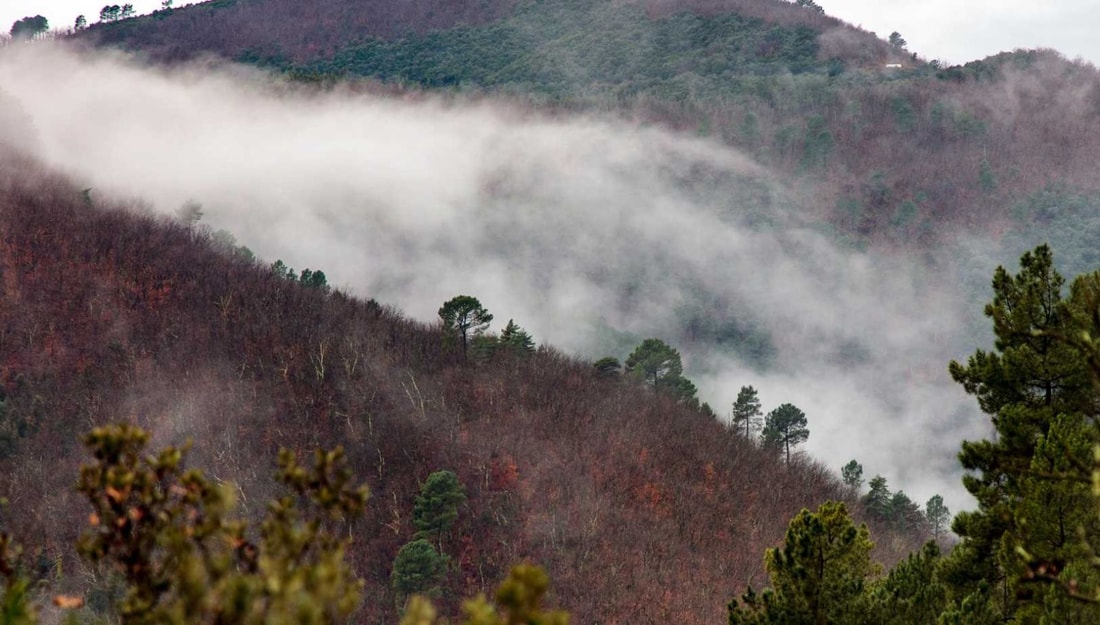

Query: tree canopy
623;338;701;403
74;424;369;625
862;475;891;520
10;16;47;39
593;356;622;378
98;4;134;23
762;403;808;463
944;244;1100;621
498;318;535;354
924;495;950;543
412;469;466;548
729;501;877;625
731;386;763;439
0;426;569;625
840;460;863;490
438;295;493;362
624;338;683;387
391;539;448;601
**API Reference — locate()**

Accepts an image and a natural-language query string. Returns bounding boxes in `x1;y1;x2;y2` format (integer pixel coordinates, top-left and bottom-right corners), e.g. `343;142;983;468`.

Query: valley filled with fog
0;43;1034;516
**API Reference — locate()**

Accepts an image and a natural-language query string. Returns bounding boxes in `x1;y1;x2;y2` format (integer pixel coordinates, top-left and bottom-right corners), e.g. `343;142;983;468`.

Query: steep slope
0;42;993;515
0;148;929;623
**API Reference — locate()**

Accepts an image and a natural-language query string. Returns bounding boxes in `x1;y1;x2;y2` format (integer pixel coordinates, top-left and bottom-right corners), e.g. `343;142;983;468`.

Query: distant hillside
75;0;1100;261
81;0;886;67
0;148;929;623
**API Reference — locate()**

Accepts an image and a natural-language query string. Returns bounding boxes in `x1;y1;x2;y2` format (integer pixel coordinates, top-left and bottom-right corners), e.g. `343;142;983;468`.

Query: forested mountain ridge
0;148;931;623
2;0;1100;621
74;0;1100;258
79;0;884;68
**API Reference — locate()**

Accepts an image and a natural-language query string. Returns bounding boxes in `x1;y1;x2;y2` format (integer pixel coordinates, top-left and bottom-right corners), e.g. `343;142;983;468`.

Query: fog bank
0;43;991;515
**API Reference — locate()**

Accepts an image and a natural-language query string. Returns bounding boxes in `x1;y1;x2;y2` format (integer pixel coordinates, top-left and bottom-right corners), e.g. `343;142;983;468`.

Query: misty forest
3;0;1100;623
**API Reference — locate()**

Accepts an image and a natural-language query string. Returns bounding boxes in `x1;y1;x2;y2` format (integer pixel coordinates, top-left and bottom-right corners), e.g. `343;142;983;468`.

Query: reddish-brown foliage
0;149;927;623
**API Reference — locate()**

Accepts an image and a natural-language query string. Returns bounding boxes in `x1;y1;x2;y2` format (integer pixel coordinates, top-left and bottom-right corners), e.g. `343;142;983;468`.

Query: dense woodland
0;149;930;622
76;0;1100;258
2;0;1100;622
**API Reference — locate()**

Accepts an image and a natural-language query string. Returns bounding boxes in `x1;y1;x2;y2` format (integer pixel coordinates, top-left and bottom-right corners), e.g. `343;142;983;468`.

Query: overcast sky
821;0;1100;65
4;1;160;32
2;1;1099;66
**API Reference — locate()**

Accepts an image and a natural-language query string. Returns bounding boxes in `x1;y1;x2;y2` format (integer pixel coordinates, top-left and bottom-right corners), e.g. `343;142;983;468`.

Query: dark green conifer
499;319;535;354
729;501;876;625
731;386;763;439
391;539;448;603
412;470;466;549
761;403;808;464
947;245;1099;620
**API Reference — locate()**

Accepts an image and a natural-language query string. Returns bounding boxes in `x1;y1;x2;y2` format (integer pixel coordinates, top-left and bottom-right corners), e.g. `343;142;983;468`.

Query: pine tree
9;15;48;39
762;403;808;464
624;338;683;387
860;542;947;625
924;495;950;543
947;245;1100;620
498;319;535;354
729;501;877;625
391;539;448;603
624;338;698;403
593;357;621;378
412;470;466;549
886;491;923;533
438;296;493;363
841;460;863;490
731;386;763;439
862;475;891;521
299;268;329;291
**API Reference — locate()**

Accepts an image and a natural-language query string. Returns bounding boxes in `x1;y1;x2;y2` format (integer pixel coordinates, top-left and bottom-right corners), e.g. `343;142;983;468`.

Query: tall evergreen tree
9;15;47;39
391;539;448;603
729;501;877;625
886;491;923;533
924;495;950;543
499;319;535;354
946;245;1100;620
412;470;466;550
624;338;698;403
840;460;863;490
762;403;808;464
99;5;121;22
438;295;493;363
731;386;763;439
299;268;329;291
624;338;683;387
862;475;891;521
860;542;947;625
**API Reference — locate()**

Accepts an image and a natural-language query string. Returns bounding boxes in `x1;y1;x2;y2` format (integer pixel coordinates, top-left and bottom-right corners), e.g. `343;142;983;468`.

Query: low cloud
0;43;993;515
